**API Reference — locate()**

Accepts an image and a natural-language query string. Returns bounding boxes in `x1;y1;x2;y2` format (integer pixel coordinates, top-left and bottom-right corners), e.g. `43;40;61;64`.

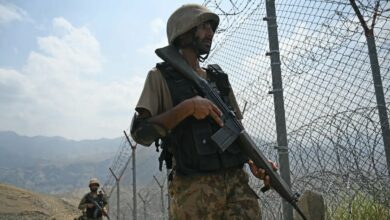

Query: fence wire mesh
102;127;168;220
203;0;390;219
102;132;131;197
101;1;390;219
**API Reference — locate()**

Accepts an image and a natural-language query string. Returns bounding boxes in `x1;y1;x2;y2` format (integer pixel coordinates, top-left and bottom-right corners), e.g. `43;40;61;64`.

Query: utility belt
173;163;244;177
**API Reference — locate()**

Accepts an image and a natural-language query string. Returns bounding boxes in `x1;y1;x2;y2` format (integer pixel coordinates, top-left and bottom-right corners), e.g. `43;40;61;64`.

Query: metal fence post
124;131;137;220
153;175;166;220
349;0;390;176
264;0;294;219
109;168;120;220
366;35;390;176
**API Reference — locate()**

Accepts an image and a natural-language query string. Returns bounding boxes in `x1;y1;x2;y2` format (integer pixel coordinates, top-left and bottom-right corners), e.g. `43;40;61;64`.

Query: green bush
327;194;390;220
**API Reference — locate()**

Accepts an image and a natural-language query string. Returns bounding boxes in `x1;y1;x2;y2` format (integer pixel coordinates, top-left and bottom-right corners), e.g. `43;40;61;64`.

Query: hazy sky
0;0;203;140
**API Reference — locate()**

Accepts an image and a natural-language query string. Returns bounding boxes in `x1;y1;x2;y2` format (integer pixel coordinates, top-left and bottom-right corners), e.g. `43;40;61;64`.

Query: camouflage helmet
89;178;100;187
167;4;219;44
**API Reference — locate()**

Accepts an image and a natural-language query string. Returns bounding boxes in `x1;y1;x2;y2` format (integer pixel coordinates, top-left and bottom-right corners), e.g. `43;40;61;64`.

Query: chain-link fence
203;0;390;219
204;0;390;219
102;133;130;197
102;1;390;219
102;128;168;220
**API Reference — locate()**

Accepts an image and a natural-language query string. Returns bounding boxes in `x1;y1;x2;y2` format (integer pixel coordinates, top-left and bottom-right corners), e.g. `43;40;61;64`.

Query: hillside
0;131;160;194
0;183;80;220
0;131;120;167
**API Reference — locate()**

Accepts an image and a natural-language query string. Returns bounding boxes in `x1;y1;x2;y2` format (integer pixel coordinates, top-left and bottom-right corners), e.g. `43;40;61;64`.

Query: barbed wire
102;127;169;219
101;0;389;219
204;0;389;219
101;127;132;197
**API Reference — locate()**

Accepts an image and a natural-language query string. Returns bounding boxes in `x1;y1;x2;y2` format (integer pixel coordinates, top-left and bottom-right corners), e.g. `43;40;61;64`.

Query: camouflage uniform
169;168;261;220
78;192;108;220
78;178;108;220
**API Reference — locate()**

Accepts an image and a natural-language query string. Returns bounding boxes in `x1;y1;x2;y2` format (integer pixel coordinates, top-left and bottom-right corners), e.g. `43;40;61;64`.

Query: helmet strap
189;30;210;63
175;28;211;63
198;52;209;63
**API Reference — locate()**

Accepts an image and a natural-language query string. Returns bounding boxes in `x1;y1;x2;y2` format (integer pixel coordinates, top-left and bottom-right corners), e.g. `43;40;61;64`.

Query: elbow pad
130;112;168;146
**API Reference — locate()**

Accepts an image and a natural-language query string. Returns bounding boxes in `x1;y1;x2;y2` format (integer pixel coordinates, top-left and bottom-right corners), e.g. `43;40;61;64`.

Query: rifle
86;193;110;220
155;45;307;220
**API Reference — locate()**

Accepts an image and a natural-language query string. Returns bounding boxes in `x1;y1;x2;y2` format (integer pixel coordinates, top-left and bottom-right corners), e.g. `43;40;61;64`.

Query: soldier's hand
86;203;95;208
248;160;278;188
190;96;223;126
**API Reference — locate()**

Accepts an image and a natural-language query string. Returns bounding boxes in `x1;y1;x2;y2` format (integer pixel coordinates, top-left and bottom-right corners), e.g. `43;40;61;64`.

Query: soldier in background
78;178;108;220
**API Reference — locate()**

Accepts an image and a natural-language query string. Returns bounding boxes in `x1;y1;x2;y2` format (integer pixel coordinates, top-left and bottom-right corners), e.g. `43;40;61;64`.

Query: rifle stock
155;45;307;220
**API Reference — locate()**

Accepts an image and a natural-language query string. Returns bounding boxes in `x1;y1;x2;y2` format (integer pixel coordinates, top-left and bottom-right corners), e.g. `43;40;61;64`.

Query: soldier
78;178;109;220
131;4;276;219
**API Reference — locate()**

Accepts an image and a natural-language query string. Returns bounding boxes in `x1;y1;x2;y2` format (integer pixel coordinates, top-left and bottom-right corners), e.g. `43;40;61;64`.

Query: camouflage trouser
168;168;261;220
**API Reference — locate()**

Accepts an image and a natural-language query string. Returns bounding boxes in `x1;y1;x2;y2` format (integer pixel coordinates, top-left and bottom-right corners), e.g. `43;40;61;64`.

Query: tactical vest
156;62;247;175
85;192;104;218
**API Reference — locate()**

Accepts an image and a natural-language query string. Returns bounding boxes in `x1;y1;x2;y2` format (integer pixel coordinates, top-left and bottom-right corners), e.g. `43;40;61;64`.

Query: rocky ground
0;183;80;220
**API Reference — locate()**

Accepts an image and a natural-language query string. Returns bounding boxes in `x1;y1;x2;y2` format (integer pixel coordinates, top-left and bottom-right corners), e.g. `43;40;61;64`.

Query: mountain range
0;131;159;194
